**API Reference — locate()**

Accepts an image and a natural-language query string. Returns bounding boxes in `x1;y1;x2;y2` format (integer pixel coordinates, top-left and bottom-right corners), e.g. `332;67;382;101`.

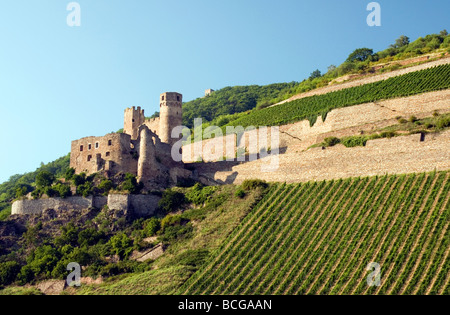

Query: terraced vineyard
179;172;450;295
227;64;450;128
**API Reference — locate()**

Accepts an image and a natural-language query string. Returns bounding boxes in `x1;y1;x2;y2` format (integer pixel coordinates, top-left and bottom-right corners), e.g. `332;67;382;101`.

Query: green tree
346;48;374;62
158;189;186;213
121;173;143;194
109;232;133;260
309;69;322;80
0;261;21;286
391;35;410;48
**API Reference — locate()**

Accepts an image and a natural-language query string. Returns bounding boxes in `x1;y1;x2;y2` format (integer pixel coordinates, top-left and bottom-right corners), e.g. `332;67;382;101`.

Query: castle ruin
70;92;189;188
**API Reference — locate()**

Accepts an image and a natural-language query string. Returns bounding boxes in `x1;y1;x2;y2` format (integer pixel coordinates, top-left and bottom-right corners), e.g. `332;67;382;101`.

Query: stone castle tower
159;92;183;146
124;106;145;140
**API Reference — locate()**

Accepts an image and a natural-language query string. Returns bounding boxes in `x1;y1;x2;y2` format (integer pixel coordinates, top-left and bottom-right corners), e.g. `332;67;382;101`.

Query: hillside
179;31;450;128
180;172;449;295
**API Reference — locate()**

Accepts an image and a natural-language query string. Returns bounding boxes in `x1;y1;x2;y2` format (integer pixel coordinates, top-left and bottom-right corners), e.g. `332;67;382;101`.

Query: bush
143;218;161;237
0;261;21;286
109;232;133;260
241;179;268;191
185;184;217;205
121;173;143;194
380;131;397;139
98;179;114;195
160;223;193;244
323;137;341;147
436;116;450;130
341;136;368;147
160;214;183;232
409;116;418;123
35;171;55;189
235;188;246;199
76;182;93;197
158;189;186;213
53;183;72;198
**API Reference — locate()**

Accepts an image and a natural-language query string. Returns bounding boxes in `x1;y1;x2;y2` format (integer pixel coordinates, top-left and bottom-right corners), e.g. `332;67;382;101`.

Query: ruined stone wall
192;130;450;185
107;194;160;217
124;107;145;140
181;89;450;161
144;117;160;135
12;196;107;215
70;133;137;176
12;194;159;218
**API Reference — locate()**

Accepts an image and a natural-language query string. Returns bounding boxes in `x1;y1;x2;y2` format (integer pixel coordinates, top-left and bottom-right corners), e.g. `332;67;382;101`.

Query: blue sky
0;0;449;183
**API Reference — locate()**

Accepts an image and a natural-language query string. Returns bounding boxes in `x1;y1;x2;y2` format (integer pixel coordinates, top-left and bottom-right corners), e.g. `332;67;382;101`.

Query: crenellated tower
124;106;145;140
159;92;183;146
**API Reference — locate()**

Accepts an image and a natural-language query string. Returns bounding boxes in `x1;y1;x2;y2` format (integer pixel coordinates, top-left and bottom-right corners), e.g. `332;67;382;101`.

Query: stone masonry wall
12;194;159;218
12;196;106;215
182;89;450;161
70;133;136;176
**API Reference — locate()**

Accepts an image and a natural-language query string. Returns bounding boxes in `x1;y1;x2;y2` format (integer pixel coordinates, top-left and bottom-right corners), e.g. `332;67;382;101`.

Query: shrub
76;182;93;197
64;168;76;181
158;189;186;213
0;261;21;286
380;131;397;139
121;173;143;194
160;214;183;232
235;188;246;199
323;137;341;147
35;171;55;189
143;218;161;237
185;184;217;205
398;118;408;124
409;116;418;123
341;136;368;147
53;183;72;199
436;116;450;130
109;232;133;260
72;173;86;186
98;179;114;195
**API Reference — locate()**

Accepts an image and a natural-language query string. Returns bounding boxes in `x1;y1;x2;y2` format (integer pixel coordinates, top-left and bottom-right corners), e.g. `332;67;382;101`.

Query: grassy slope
180;172;449;295
74;185;266;295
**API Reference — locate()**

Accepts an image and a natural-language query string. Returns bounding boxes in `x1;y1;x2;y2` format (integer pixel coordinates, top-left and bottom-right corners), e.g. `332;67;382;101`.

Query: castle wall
70;133;137;176
144;117;160;135
12;194;160;218
124;107;145;140
181;89;450;161
11;196;106;215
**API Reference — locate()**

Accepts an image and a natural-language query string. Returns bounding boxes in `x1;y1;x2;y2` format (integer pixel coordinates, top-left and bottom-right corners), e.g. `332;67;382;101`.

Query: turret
159;92;182;146
124;106;145;140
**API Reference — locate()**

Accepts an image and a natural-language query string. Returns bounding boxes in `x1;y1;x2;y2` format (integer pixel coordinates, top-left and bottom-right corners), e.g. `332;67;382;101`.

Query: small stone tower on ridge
159;92;183;146
124;106;145;140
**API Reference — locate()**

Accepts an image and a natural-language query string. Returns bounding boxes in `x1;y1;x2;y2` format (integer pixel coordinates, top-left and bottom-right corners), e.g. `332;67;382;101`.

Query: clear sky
0;0;449;183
